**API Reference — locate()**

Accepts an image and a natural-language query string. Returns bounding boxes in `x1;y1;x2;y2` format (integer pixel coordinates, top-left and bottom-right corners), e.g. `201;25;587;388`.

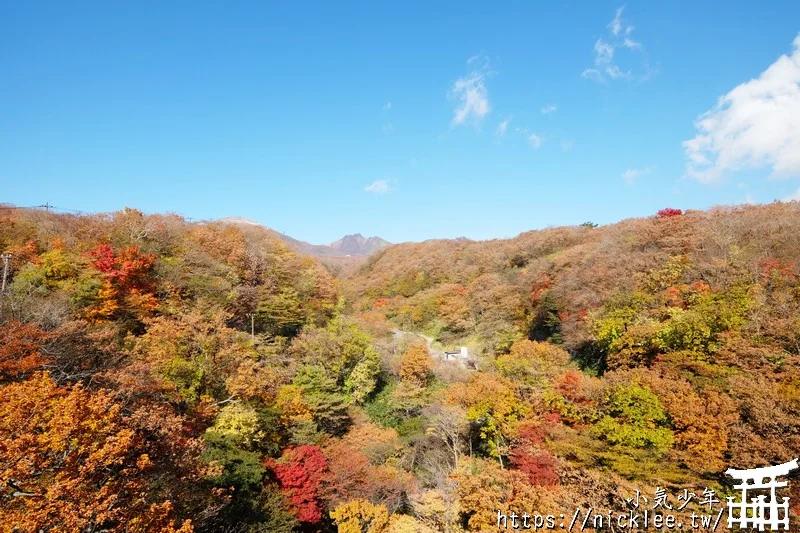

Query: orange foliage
0;321;48;381
0;372;192;532
399;343;433;386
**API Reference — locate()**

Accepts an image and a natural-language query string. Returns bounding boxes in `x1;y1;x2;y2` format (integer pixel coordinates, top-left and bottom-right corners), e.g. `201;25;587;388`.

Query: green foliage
293;365;351;436
202;403;290;493
550;429;689;483
530;291;563;344
592;384;673;452
201;433;266;492
395;416;424;439
496;340;572;390
344;352;381;404
206;403;283;456
161;357;206;404
364;380;404;429
257;288;305;337
591;291;650;353
247;486;299;533
645;255;689;292
656;308;714;353
292;319;381;404
656;284;751;355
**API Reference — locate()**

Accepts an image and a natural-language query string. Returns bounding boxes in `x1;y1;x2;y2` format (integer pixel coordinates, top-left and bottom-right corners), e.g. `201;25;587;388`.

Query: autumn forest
1;202;800;532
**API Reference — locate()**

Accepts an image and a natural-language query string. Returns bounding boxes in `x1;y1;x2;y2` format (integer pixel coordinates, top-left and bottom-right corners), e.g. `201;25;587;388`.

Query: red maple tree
266;445;329;523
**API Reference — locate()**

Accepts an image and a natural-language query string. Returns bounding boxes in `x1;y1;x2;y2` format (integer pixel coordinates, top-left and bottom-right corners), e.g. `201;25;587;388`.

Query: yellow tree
330;499;390;533
400;343;433;387
450;458;546;532
446;373;528;466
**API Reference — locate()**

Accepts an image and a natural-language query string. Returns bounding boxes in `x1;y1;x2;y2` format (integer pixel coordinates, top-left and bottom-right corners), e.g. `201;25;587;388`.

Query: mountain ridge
218;217;390;257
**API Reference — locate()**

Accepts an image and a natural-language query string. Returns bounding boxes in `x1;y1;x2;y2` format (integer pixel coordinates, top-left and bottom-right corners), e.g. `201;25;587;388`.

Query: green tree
592;383;673;452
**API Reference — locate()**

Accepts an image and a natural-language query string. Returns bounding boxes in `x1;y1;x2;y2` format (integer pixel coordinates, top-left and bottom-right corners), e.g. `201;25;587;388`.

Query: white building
443;346;469;361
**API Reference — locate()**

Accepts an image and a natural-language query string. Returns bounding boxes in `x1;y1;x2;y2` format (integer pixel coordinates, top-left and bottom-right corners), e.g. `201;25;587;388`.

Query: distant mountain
328;234;391;256
218;218;390;258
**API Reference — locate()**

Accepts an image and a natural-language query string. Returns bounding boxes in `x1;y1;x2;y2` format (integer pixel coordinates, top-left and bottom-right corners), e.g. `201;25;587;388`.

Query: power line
0;203;85;215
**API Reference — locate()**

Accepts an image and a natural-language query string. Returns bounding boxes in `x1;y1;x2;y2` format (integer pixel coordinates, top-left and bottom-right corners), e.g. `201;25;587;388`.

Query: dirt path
392;329;443;359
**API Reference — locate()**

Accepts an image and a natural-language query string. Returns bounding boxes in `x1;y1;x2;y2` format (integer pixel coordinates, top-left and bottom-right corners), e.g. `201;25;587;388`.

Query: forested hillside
1;203;799;532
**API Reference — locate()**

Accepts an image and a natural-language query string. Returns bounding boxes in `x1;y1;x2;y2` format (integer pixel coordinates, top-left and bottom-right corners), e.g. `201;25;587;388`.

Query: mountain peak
217;217;390;258
328;234;391;256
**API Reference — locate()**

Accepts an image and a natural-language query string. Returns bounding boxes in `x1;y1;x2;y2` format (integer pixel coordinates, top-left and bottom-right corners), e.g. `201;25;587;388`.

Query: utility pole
247;313;255;339
40;202;51;213
1;254;11;293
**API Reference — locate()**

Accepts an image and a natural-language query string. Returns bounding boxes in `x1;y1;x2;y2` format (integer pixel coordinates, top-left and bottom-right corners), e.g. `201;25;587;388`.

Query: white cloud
623;38;642;50
450;55;492;126
608;6;625;37
621;166;652;184
583;6;651;83
364;180;390;194
684;34;800;184
541;104;558;114
382;102;392;111
528;133;543;149
496;117;511;136
784;187;800;202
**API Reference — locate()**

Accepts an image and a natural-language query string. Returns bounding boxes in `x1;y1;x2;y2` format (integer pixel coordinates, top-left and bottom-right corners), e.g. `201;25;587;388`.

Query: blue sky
2;2;800;244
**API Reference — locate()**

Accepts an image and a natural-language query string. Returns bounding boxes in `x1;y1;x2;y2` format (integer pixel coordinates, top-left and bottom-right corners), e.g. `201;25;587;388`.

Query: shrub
656;208;683;218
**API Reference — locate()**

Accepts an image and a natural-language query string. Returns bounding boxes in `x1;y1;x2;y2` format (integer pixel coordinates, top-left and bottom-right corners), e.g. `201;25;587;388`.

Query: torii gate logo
726;458;798;530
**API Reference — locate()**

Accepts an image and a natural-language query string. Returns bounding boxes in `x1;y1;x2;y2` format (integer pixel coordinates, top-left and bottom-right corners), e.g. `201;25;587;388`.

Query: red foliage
759;258;797;285
7;240;40;267
266;445;329;523
86;244;158;320
543;412;561;425
530;273;552;305
516;421;546;446
662;286;685;308
89;244;156;290
89;243;117;274
556;370;591;407
509;449;559;486
656;208;683;218
688;280;710;293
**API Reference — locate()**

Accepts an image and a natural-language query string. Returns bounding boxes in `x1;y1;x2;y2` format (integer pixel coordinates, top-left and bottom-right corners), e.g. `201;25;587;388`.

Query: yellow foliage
330;499;390;533
386;514;438;532
276;384;314;425
450;458;543;532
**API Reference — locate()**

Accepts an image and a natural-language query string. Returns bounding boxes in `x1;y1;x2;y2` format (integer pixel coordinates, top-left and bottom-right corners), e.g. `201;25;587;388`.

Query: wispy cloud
382;102;392;111
621;166;652;184
582;6;654;83
541;104;558;115
784;187;800;202
560;139;574;152
496;117;511;136
382;122;394;134
684;34;800;183
364;180;390;194
608;6;625;36
528;133;543;150
450;55;492;127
